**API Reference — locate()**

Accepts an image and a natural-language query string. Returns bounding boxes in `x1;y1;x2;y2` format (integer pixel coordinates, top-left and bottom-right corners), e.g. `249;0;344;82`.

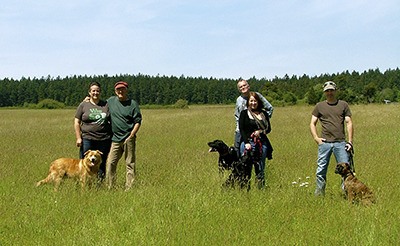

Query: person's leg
255;143;268;189
80;139;92;159
333;141;349;163
95;139;112;181
234;131;241;158
315;143;332;196
239;141;246;157
106;142;123;189
79;146;84;160
239;141;252;189
332;141;349;191
124;137;136;190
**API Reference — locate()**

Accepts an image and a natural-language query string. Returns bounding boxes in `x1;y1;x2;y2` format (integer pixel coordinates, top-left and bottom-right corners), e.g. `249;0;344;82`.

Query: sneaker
314;189;325;197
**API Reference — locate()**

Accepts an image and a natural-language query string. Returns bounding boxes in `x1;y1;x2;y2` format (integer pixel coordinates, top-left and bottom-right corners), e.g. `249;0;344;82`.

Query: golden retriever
36;150;103;191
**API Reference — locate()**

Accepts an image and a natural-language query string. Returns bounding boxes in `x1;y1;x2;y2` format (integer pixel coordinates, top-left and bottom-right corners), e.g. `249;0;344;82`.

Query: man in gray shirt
310;81;353;196
234;79;274;156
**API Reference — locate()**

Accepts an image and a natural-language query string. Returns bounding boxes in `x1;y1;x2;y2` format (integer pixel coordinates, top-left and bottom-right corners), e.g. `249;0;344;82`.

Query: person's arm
345;116;353;144
310;115;324;144
234;97;242;131
74;118;82;147
124;123;141;144
263;110;271;134
239;111;252;150
124;103;142;144
234;104;240;122
257;92;274;118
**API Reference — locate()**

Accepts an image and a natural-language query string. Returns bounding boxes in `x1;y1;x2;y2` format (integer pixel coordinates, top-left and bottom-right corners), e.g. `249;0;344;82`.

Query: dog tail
36;173;53;187
36;178;48;187
362;191;376;206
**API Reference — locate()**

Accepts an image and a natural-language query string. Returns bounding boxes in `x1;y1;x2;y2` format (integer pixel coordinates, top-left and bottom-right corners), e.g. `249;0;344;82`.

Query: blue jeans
315;141;349;195
240;139;268;188
80;138;111;180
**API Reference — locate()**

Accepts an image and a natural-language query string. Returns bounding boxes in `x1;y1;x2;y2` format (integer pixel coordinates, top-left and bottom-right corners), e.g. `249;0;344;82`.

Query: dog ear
340;162;350;171
84;150;91;156
335;164;343;173
97;150;103;155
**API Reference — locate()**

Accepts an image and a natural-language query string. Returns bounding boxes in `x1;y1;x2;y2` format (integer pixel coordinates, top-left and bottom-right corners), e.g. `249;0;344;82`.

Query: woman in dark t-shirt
74;82;112;181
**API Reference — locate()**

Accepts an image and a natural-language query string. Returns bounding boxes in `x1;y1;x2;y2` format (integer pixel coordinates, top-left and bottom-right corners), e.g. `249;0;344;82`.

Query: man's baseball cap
323;81;336;91
114;81;128;89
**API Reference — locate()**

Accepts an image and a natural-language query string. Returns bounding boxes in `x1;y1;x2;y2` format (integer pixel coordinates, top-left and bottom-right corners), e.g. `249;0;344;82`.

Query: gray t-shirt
75;100;111;141
312;100;351;142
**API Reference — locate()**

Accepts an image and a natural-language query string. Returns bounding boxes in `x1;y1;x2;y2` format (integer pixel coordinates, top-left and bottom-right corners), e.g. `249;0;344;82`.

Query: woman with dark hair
239;91;273;189
74;82;112;181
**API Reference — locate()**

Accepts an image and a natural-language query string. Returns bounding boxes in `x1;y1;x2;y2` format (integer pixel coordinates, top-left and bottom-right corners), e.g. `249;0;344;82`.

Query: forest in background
0;67;399;108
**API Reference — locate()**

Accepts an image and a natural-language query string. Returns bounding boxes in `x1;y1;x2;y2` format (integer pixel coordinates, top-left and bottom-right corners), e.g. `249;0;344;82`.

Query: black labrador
208;139;254;190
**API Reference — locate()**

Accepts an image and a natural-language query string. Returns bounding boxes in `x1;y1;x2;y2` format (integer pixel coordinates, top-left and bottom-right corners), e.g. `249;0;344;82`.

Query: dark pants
80;138;112;180
234;131;242;157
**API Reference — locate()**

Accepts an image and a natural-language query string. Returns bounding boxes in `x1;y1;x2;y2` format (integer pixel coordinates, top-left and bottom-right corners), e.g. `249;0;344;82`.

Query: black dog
208;140;238;174
208;140;253;190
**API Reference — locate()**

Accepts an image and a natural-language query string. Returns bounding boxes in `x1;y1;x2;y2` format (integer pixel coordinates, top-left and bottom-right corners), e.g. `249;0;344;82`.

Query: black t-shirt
239;109;271;144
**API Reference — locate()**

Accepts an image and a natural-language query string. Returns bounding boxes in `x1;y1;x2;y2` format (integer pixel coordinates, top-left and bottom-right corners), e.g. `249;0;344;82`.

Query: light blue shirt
234;92;274;132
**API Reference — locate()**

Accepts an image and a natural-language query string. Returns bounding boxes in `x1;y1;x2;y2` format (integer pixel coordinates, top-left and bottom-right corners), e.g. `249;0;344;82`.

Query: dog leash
346;142;355;175
248;133;263;158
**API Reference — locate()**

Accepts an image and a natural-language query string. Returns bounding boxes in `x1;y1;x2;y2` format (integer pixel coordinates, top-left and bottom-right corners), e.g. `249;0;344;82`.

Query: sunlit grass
1;104;399;245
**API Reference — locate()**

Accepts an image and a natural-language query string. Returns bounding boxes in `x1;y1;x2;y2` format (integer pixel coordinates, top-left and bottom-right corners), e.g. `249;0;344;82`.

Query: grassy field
1;104;399;245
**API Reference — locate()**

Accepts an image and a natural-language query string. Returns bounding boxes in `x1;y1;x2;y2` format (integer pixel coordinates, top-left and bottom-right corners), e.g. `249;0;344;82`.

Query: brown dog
335;162;375;206
36;150;103;191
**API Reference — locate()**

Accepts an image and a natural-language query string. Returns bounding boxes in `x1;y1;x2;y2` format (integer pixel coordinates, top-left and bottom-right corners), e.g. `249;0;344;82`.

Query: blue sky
1;0;399;80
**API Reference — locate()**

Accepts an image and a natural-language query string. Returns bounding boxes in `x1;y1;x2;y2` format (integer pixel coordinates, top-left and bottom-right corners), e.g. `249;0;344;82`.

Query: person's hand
245;143;252;150
124;134;136;145
251;130;263;138
345;142;353;152
314;137;325;145
76;138;82;147
124;136;130;145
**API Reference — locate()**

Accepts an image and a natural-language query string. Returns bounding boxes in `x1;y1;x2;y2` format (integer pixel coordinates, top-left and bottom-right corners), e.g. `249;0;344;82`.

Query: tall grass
1;104;399;245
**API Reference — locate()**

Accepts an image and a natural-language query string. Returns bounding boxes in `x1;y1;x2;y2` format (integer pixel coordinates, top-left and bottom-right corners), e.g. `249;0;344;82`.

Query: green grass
1;104;399;245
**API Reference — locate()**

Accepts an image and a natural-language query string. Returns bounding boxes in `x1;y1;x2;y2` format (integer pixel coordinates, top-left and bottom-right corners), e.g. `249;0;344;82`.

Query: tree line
0;67;399;108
